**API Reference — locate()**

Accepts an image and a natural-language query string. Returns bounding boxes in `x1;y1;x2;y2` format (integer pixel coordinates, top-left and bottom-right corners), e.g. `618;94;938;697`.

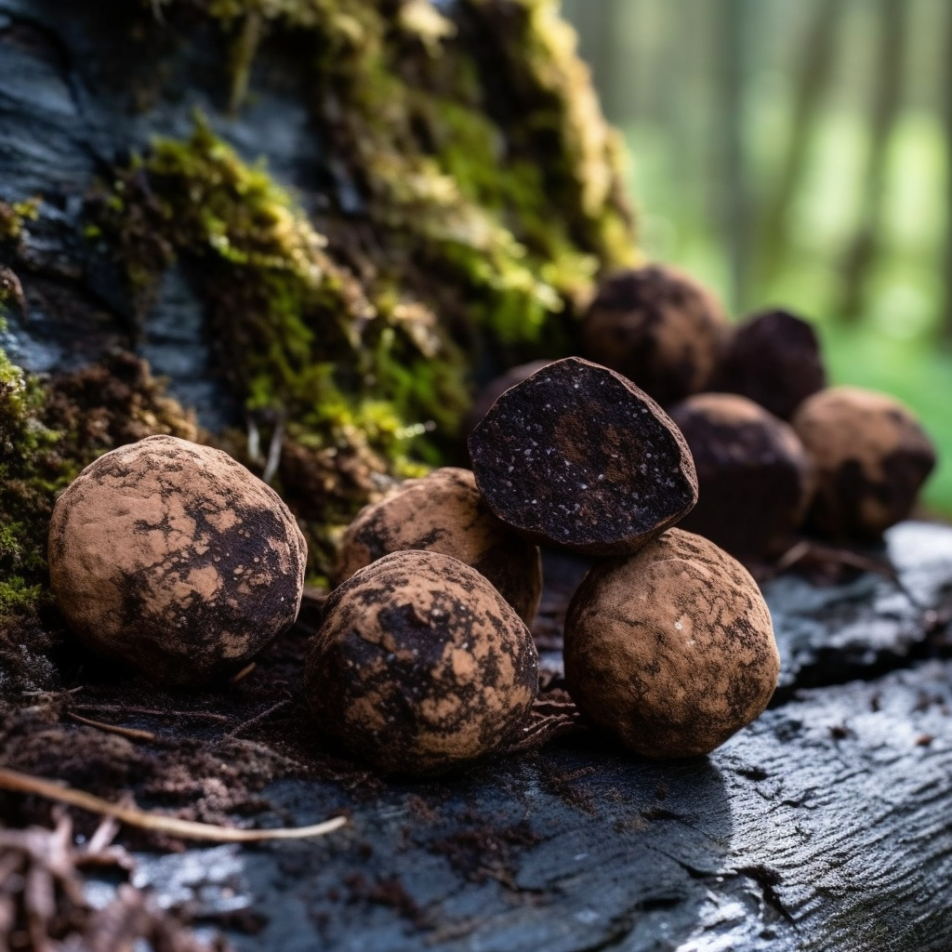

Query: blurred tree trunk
755;0;843;290
836;0;909;324
942;2;952;342
718;0;751;312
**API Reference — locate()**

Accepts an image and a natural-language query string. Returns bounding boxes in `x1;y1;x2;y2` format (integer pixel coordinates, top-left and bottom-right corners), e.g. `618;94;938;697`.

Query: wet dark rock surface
108;521;952;951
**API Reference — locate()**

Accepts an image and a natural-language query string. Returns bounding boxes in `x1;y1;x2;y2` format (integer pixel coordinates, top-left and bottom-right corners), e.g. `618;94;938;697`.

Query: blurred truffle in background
580;264;729;405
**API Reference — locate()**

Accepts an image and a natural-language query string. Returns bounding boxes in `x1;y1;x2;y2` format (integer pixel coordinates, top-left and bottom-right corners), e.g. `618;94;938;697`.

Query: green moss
0;341;199;623
0;334;69;621
88;0;635;574
146;0;633;351
0;198;40;244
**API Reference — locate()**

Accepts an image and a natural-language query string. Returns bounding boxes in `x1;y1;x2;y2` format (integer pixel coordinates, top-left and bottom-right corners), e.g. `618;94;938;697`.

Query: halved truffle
564;528;780;758
464;360;552;438
712;308;826;420
668;393;814;558
580;264;729;405
333;467;542;625
792;386;936;540
305;550;539;776
467;357;698;557
48;435;307;686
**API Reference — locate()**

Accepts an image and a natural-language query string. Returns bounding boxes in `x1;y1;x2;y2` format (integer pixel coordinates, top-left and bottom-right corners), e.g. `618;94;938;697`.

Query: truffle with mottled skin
564;529;779;759
468;357;698;557
792;386;936;540
712;308;826;420
305;550;538;775
668;393;814;558
333;467;542;625
463;360;552;437
48;434;307;686
580;264;729;405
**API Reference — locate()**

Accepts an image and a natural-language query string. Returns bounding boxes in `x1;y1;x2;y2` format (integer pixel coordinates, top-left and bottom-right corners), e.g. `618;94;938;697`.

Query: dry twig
65;713;156;742
0;767;346;843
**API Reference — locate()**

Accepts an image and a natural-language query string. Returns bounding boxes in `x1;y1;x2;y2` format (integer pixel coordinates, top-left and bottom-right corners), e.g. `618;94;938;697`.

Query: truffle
468;357;698;557
668;393;814;558
464;360;552;437
712;308;826;420
791;386;936;540
305;550;538;775
333;467;542;625
48;434;307;686
580;264;729;404
564;528;779;758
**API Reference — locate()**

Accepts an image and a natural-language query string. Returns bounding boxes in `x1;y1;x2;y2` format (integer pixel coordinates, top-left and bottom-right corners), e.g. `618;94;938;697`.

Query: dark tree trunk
836;0;909;323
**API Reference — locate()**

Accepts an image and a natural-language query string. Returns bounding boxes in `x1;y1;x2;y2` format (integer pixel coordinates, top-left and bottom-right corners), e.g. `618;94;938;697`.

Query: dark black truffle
305;550;538;776
580;264;729;405
464;360;552;438
792;386;936;540
467;357;698;557
668;393;814;558
713;308;826;420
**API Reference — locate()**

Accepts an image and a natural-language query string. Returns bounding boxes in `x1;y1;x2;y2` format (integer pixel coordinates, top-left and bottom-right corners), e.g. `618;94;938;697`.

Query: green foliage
0;337;71;620
94;119;468;474
0;198;40;243
147;0;632;351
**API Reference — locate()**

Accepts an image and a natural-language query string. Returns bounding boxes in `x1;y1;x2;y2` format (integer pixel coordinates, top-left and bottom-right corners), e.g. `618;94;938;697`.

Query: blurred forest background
561;0;952;518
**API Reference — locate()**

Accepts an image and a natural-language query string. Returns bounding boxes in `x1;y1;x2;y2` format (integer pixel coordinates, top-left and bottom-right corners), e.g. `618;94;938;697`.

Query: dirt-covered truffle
791;386;936;541
564;529;779;759
333;467;542;625
668;393;814;558
305;550;538;776
580;264;729;405
463;360;552;437
712;308;826;420
48;434;307;686
468;357;698;557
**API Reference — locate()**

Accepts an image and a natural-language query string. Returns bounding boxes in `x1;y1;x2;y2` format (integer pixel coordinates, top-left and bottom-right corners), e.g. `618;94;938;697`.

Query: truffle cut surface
48;435;307;686
468;357;697;557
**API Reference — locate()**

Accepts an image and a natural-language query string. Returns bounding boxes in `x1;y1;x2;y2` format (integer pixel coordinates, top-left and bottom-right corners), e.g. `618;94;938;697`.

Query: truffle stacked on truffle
564;528;779;758
464;360;551;437
580;264;730;405
792;386;936;540
333;467;542;625
306;550;539;776
48;434;307;687
668;393;814;558
468;357;698;556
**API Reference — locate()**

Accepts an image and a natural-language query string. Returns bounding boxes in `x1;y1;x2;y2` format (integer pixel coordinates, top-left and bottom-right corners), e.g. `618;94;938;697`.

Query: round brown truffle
712;308;826;420
468;357;698;557
791;386;936;541
668;393;814;558
564;529;779;759
48;434;307;686
305;550;539;776
580;264;729;405
333;467;542;625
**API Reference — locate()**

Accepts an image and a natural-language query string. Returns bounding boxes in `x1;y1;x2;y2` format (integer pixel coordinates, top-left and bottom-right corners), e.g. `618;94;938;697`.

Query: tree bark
836;0;909;323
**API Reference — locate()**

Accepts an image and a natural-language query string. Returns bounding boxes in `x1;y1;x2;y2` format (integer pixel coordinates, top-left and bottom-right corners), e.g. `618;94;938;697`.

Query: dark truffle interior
468;358;695;551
